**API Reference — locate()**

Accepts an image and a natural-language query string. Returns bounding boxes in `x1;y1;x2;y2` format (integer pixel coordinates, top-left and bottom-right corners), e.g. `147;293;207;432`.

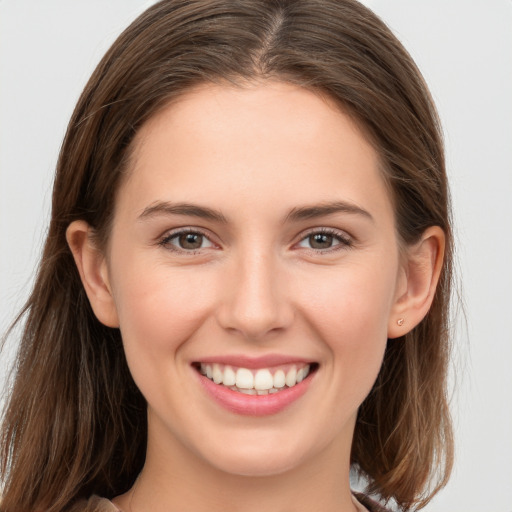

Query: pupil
179;233;202;249
310;233;332;249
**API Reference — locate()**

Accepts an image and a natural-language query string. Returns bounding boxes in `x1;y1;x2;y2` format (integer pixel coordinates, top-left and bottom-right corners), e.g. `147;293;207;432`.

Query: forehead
120;81;392;222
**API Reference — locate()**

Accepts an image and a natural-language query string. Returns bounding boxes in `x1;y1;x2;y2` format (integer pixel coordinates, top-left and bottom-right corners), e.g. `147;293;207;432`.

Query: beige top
77;494;377;512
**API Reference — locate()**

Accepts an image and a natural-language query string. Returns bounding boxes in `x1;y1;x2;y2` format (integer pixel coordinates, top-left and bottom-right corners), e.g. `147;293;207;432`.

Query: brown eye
297;229;352;252
178;233;204;250
160;230;215;252
308;233;334;249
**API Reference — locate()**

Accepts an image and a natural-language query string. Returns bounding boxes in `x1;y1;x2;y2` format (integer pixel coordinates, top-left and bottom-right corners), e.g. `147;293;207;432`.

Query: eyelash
158;228;215;254
296;227;354;253
158;227;354;254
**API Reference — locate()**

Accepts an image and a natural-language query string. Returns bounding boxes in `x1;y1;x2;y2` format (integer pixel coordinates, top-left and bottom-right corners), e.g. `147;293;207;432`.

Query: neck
115;418;358;512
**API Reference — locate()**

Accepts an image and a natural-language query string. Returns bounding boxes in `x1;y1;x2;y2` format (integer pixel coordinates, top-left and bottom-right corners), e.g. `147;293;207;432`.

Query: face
101;82;405;477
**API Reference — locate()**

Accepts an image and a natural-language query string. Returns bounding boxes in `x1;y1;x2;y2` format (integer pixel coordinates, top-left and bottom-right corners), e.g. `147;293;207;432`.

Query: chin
196;433;313;478
211;453;304;478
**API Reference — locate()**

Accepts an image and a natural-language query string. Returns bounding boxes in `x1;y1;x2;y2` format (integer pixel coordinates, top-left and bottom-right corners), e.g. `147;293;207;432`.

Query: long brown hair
0;1;453;510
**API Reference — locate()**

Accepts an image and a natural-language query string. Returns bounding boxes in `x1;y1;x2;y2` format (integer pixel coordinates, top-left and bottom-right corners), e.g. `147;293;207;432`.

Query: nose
216;249;294;341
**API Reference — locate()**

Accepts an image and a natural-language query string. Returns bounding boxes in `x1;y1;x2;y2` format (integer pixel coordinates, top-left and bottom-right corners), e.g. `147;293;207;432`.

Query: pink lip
194;354;313;369
195;367;315;417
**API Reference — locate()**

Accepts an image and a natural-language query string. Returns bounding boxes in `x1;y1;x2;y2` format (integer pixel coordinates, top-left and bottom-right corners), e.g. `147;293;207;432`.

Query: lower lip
196;370;314;416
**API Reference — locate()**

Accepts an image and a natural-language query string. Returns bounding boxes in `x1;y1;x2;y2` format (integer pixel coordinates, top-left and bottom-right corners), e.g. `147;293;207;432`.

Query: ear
66;220;119;328
388;226;445;339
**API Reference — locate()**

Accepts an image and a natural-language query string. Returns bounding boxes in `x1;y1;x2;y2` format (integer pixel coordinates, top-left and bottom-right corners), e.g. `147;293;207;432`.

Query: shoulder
353;491;393;512
68;496;121;512
73;493;388;512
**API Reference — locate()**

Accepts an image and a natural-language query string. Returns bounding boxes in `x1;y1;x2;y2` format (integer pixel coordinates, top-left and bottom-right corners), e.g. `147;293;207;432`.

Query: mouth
193;361;318;395
192;358;319;415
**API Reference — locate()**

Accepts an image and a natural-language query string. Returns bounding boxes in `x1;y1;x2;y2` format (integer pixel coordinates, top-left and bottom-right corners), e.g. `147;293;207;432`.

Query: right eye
159;229;215;252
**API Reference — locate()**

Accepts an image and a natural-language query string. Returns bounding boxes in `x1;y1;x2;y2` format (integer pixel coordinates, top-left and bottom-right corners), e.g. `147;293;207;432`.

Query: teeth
239;388;256;395
223;366;236;386
254;369;273;390
199;362;313;393
212;364;223;384
273;369;286;388
285;367;297;387
236;368;254;389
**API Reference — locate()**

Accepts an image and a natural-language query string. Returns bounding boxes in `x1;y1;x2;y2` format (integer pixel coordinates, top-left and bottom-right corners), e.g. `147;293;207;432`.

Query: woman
0;1;454;511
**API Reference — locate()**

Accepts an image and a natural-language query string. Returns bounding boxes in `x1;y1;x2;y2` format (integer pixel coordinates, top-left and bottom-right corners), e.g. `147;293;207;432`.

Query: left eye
297;231;351;250
161;231;214;251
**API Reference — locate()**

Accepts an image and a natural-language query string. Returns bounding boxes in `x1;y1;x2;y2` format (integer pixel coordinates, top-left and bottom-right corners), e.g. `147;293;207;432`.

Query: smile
198;363;312;395
193;360;318;416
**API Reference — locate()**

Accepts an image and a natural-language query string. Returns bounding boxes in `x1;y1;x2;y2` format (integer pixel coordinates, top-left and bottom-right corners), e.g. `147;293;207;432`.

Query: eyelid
158;226;220;252
293;227;354;252
155;226;354;254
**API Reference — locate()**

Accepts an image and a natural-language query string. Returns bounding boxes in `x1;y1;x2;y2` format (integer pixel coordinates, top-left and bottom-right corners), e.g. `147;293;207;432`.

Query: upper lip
193;354;315;369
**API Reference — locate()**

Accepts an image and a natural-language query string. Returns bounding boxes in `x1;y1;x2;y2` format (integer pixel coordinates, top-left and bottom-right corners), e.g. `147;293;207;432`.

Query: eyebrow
137;199;373;224
138;201;228;223
285;201;374;223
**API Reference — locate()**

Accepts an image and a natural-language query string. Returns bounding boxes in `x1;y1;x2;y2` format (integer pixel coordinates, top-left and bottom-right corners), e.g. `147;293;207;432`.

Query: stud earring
397;318;405;326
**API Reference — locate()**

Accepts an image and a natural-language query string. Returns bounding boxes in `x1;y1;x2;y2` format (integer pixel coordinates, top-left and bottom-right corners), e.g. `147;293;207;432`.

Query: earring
397;318;405;326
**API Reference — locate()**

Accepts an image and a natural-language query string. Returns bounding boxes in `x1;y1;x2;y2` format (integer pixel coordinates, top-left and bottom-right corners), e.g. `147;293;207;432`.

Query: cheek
299;258;396;332
294;260;397;392
110;259;214;361
109;262;219;416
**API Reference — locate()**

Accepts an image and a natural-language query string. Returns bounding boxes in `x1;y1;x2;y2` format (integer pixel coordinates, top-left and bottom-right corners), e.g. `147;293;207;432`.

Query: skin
67;81;444;512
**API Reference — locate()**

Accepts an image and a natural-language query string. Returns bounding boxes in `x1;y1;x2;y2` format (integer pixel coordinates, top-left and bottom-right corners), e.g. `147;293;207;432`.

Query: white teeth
254;369;273;390
239;388;256;395
285;367;297;387
236;368;254;389
223;365;236;386
212;364;223;384
273;369;285;388
199;362;314;393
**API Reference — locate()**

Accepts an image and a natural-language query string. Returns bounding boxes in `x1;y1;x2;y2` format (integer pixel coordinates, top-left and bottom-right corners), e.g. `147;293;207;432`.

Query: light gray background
1;1;511;510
